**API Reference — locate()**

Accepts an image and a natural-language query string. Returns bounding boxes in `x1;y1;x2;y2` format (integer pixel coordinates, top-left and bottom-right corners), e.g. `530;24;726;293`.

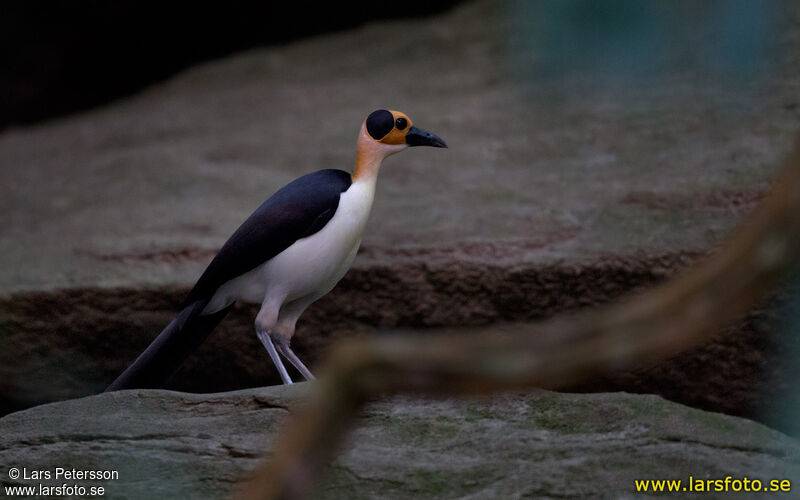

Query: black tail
105;300;232;392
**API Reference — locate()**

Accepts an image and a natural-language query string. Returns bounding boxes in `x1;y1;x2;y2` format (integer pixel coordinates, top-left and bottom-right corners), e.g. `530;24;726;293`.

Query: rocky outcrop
1;385;798;499
2;0;800;433
3;252;798;439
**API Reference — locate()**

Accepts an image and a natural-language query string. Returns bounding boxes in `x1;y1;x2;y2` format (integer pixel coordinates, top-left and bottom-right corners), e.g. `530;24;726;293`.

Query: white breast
204;178;376;313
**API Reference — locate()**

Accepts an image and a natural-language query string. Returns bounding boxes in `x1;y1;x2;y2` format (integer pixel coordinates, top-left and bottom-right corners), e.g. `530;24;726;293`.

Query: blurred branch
237;137;800;500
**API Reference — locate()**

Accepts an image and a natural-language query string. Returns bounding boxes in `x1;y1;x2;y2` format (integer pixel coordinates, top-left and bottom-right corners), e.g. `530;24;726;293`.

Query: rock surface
2;0;798;292
2;0;800;430
1;385;798;499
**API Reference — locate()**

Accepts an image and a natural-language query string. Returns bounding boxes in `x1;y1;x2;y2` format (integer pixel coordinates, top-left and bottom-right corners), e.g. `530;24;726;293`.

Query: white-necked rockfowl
106;109;447;389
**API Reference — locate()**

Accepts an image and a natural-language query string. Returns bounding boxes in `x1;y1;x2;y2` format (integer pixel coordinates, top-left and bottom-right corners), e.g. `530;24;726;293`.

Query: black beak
405;126;447;148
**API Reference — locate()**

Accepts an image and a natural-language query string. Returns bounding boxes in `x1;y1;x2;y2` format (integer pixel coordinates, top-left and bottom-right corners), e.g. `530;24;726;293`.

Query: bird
106;109;446;390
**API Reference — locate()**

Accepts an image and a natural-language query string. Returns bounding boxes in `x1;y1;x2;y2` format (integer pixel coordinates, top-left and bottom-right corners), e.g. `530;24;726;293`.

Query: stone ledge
1;385;797;499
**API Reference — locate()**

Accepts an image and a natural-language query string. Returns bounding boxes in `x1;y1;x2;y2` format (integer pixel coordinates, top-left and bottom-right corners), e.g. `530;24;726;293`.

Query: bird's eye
395;117;407;130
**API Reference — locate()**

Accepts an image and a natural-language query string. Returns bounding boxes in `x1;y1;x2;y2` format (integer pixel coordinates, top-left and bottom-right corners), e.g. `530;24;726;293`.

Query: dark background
0;0;462;130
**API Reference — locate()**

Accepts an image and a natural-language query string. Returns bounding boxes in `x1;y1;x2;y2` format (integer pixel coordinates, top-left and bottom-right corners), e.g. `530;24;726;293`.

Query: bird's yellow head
363;109;447;148
354;109;447;180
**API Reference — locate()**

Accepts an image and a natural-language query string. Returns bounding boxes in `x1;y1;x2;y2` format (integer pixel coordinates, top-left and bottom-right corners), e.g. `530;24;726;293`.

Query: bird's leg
274;337;316;381
271;295;320;381
256;329;293;385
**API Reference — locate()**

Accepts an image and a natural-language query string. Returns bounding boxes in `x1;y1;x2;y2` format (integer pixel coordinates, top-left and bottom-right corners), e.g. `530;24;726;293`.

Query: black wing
183;168;352;306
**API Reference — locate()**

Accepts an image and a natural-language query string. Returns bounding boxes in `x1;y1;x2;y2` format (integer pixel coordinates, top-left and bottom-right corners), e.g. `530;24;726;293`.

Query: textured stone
1;385;798;499
2;0;800;433
1;0;798;293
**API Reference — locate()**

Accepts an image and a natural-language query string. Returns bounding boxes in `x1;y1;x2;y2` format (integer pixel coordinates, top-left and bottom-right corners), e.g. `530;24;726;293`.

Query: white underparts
203;176;378;328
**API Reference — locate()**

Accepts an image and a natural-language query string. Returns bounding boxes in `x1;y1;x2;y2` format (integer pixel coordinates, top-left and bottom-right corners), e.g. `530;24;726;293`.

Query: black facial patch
366;109;394;140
